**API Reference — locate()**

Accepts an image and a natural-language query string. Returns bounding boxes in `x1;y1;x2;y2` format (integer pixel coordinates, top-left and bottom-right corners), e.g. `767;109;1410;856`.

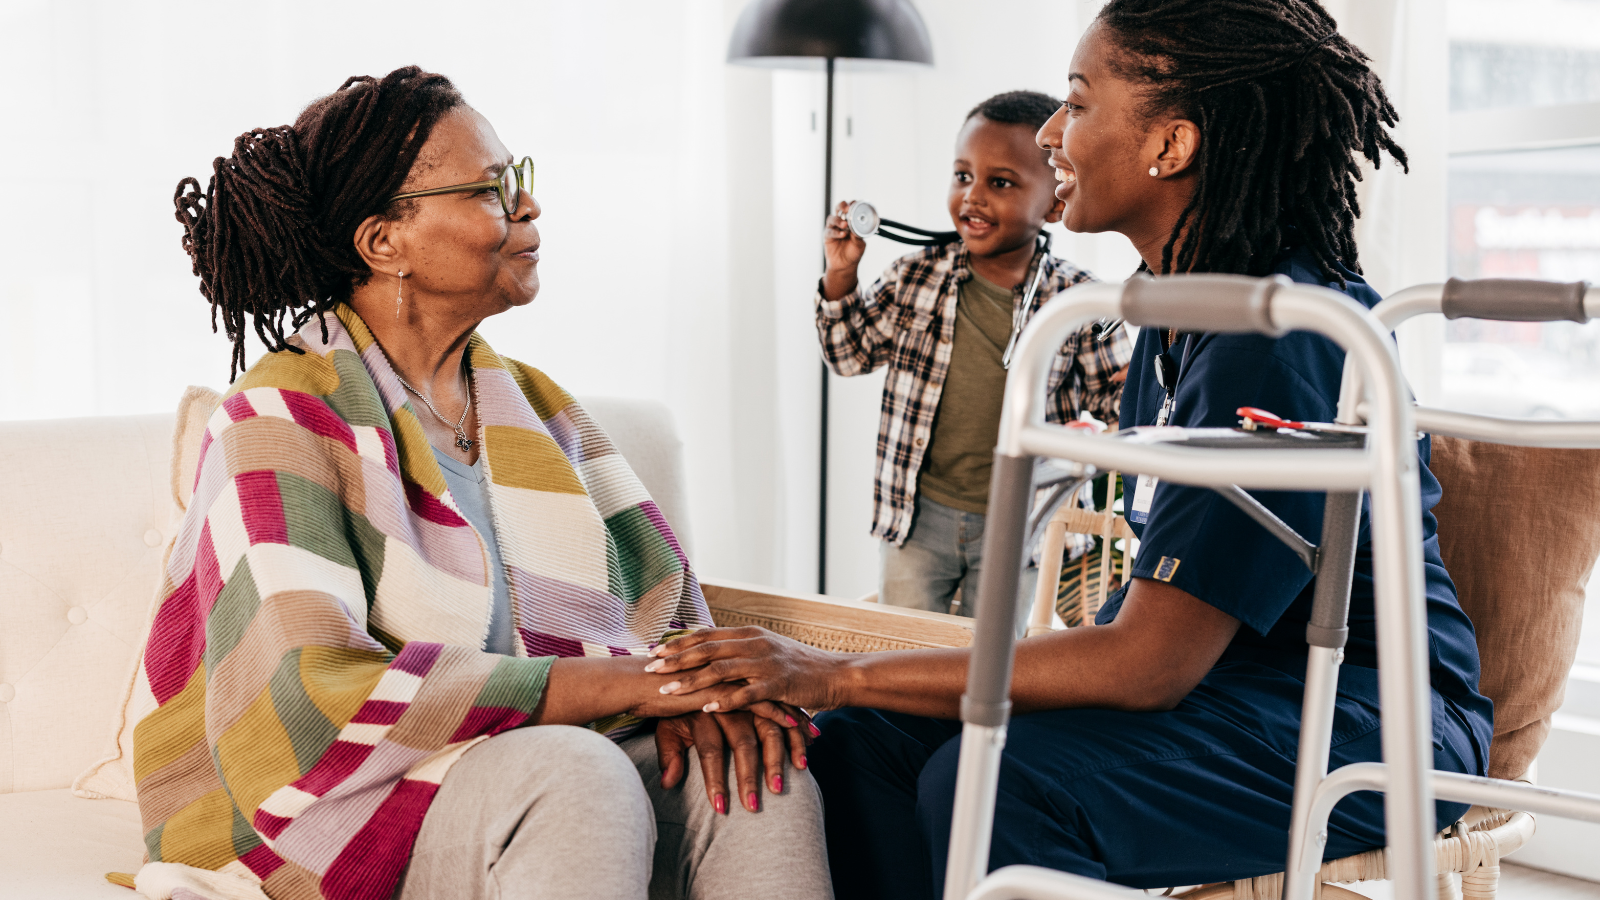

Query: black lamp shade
727;0;933;68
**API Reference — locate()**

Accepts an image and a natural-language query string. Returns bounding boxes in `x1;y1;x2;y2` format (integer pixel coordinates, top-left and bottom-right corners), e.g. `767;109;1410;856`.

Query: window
1446;3;1600;673
1444;146;1600;422
1444;2;1600;880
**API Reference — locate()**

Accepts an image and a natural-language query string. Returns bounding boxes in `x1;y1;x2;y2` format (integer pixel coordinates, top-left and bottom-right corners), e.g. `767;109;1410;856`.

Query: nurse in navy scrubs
646;1;1493;896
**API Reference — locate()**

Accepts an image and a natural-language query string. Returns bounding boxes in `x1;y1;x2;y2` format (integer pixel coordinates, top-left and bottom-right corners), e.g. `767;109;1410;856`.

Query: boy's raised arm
814;200;903;376
821;199;867;300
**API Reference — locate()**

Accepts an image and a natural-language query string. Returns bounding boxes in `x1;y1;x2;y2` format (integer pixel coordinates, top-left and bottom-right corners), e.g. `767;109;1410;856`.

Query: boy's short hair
964;90;1062;132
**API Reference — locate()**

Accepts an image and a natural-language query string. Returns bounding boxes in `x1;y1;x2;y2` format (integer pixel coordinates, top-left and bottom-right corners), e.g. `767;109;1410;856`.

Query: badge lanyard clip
1134;329;1195;523
1153;328;1193;426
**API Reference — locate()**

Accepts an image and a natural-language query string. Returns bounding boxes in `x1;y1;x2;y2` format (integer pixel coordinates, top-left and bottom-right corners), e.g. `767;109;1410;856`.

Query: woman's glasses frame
389;157;534;218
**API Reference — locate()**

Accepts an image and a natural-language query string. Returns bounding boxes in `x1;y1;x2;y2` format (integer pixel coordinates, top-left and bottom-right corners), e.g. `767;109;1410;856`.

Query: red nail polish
799;754;808;769
773;775;784;793
714;794;727;815
748;791;759;811
786;715;798;727
808;722;822;738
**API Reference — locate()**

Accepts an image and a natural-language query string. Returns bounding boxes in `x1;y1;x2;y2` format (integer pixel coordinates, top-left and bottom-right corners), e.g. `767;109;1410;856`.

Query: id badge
1130;473;1158;524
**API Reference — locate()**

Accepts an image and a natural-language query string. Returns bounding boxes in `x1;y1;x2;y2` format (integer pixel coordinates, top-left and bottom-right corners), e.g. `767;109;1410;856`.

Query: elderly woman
646;2;1494;898
135;67;829;900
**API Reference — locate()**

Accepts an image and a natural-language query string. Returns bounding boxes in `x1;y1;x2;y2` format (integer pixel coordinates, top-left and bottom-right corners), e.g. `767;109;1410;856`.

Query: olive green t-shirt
918;271;1015;514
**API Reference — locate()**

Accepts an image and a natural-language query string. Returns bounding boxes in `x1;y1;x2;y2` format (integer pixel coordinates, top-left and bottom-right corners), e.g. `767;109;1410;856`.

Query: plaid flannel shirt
816;241;1132;546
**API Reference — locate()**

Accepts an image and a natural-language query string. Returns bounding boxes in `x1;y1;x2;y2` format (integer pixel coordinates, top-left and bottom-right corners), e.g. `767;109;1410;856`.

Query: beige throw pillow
72;386;221;802
1429;437;1600;781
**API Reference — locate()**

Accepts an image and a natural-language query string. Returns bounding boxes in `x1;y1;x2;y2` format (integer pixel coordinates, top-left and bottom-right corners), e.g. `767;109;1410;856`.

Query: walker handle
1120;274;1293;336
1441;277;1590;323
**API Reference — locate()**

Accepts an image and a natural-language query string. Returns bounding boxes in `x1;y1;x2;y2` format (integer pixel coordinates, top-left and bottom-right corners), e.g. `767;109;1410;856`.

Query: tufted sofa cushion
580;395;696;559
72;387;217;801
14;390;699;804
0;391;698;900
0;413;179;795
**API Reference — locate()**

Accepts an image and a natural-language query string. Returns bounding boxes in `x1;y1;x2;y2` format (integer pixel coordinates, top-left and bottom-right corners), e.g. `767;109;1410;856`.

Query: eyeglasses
390;157;534;217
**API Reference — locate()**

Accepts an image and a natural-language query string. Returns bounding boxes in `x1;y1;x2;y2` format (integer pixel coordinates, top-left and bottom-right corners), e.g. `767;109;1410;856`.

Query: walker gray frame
1281;277;1600;900
944;275;1600;900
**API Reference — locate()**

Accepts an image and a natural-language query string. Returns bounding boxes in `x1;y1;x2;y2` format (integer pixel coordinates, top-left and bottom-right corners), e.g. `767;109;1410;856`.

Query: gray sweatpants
396;724;833;900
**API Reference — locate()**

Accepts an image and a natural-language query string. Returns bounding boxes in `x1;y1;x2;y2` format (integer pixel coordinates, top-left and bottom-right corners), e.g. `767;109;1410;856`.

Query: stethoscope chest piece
846;200;881;239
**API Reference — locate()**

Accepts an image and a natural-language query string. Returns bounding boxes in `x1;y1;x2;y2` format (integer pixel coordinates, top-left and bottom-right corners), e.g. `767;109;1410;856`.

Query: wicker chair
1015;436;1600;899
711;557;1541;900
703;577;974;652
707;438;1599;900
1174;805;1537;900
1028;475;1132;636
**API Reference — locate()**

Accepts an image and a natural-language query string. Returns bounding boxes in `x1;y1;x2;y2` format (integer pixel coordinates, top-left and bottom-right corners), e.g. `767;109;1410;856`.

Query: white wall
1329;0;1451;403
0;0;787;584
0;0;1437;599
770;0;1141;598
769;0;1441;597
0;0;1137;596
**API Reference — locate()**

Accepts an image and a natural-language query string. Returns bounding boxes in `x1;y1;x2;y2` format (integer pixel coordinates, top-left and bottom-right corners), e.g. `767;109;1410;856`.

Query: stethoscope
844;200;1124;361
844;199;961;247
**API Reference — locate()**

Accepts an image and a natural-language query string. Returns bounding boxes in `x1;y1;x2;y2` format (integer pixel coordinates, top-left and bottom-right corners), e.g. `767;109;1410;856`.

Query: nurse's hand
647;626;852;713
627;673;809;729
655;710;812;813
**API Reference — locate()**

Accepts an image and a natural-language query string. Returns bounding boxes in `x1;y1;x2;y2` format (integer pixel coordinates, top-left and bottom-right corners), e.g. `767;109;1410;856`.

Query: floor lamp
726;0;933;594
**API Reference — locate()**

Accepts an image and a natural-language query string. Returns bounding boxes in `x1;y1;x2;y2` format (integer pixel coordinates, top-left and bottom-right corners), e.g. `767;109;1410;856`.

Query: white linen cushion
0;413;177;794
73;387;218;802
70;389;697;803
0;789;145;899
580;395;696;558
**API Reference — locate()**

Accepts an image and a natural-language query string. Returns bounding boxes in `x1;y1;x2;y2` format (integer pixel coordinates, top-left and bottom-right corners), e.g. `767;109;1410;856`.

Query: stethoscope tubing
844;199;1124;348
875;217;960;246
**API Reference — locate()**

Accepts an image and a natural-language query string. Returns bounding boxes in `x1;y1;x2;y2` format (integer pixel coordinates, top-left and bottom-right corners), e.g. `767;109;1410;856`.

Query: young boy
817;90;1132;618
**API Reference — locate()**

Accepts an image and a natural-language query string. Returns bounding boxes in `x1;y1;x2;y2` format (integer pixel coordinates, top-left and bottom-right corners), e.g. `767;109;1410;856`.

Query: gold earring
396;271;405;321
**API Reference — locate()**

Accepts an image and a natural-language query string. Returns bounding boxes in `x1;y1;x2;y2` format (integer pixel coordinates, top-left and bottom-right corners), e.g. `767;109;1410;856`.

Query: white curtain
1333;0;1451;402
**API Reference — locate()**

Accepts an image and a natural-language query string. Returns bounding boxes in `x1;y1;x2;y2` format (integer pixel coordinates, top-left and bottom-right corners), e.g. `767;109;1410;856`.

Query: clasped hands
635;627;845;816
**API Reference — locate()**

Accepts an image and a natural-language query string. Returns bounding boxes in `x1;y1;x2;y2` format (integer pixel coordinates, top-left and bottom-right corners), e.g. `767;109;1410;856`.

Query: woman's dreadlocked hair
1095;0;1407;281
174;66;464;379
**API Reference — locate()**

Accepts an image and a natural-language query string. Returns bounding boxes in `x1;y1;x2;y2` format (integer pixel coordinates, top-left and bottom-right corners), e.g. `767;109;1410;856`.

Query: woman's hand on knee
655;709;811;813
647;627;851;713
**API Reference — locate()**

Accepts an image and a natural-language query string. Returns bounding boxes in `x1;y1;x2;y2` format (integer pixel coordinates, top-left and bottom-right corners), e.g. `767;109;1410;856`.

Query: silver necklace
395;368;475;452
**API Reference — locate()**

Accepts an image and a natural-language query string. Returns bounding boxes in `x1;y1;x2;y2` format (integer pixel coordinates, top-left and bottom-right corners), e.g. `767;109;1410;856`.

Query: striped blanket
129;305;710;900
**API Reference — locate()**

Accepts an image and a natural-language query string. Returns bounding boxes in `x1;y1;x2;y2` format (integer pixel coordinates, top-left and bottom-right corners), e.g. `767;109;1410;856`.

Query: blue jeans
880;495;1036;630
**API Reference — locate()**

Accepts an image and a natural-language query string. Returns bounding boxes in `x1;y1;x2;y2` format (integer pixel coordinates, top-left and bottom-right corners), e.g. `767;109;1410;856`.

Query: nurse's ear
1142;117;1200;180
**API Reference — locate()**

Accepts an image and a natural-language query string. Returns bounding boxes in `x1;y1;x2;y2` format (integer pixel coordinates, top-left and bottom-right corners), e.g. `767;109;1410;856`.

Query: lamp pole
818;55;835;594
725;0;933;595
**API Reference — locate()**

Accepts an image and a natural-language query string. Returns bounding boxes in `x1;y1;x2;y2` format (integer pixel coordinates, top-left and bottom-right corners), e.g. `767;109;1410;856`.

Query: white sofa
0;395;970;899
0;395;706;899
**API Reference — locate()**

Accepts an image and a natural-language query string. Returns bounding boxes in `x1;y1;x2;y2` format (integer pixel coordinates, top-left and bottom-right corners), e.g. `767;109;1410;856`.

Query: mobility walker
944;275;1600;900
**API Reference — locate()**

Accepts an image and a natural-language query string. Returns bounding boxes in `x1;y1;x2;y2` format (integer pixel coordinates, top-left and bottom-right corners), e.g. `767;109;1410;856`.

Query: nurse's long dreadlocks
1096;0;1407;282
173;67;463;380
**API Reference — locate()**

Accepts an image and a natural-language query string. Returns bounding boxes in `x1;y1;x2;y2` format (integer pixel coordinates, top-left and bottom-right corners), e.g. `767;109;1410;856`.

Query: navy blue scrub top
1099;246;1493;756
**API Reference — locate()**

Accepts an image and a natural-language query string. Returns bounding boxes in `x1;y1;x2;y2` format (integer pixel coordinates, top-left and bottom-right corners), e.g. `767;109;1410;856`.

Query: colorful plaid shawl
130;305;709;900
